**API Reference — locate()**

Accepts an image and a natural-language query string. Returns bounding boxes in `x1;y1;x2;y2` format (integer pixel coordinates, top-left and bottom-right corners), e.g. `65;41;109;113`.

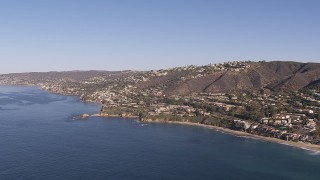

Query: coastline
89;112;320;152
91;113;139;119
140;119;320;152
1;85;320;153
3;85;319;153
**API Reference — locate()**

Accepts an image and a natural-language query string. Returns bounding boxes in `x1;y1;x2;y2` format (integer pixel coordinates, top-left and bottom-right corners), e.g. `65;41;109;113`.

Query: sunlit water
0;86;320;180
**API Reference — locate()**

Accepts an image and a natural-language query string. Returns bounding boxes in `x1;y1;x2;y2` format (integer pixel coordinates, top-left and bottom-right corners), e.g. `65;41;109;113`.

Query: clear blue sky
0;0;319;73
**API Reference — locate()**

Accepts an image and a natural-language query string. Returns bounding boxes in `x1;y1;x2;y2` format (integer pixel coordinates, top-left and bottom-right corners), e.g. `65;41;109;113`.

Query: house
282;133;300;141
211;102;236;111
260;117;270;124
233;120;252;131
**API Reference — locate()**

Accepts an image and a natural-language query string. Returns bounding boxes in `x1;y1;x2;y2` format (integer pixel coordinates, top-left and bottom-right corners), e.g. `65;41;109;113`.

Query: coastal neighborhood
2;0;320;178
1;61;320;145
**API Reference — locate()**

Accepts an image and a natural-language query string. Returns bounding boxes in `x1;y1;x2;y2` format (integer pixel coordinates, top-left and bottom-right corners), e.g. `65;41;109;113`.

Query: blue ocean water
0;86;320;180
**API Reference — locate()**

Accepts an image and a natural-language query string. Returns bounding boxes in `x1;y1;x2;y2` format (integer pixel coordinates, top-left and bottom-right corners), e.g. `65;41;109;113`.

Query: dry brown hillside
135;61;320;95
0;61;319;95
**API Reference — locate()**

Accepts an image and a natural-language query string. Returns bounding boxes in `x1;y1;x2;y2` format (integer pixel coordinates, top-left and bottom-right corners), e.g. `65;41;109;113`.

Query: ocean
0;86;320;180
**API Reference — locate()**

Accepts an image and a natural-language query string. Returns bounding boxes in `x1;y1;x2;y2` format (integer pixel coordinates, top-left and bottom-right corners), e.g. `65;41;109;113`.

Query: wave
299;147;320;155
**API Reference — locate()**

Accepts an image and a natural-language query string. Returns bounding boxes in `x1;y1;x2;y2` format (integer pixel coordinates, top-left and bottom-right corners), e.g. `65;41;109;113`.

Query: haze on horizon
0;0;319;74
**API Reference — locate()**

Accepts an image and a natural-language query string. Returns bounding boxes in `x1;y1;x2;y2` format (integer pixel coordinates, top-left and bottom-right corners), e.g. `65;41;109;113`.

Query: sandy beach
90;113;320;152
142;120;320;152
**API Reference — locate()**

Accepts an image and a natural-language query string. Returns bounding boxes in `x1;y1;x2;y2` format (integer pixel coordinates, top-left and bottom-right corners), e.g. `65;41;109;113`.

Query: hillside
0;61;319;95
1;60;320;144
133;61;320;95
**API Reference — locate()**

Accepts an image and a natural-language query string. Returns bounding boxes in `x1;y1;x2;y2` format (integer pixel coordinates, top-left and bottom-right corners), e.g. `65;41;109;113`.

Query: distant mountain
0;70;119;81
0;70;139;85
0;61;319;94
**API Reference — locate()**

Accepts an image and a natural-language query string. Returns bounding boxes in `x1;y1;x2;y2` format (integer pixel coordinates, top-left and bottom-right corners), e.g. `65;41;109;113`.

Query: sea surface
0;86;320;180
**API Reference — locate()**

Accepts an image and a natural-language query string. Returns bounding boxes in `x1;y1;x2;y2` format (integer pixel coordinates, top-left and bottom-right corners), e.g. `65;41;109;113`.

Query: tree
138;112;146;121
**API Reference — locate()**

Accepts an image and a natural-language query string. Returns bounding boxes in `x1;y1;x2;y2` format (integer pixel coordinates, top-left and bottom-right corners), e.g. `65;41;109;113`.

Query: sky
0;0;319;73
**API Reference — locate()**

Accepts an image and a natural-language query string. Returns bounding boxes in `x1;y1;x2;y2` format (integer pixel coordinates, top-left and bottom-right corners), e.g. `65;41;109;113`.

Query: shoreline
91;113;139;119
90;113;320;152
144;120;320;152
3;85;319;153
